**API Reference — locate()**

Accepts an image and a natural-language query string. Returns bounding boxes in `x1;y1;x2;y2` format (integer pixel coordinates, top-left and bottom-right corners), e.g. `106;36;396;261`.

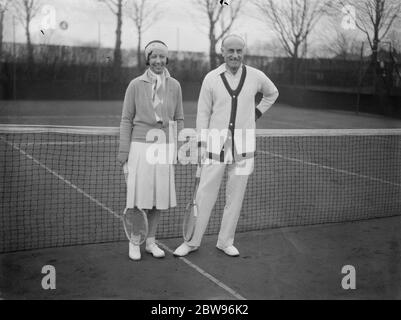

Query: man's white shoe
173;243;198;257
129;242;141;261
216;245;240;257
145;243;165;258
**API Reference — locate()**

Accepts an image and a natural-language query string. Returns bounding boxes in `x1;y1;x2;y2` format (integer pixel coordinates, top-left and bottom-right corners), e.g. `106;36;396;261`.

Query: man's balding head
221;34;246;74
221;35;246;50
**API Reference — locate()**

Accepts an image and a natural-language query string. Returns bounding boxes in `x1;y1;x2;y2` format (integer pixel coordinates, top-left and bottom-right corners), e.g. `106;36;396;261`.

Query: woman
118;40;184;261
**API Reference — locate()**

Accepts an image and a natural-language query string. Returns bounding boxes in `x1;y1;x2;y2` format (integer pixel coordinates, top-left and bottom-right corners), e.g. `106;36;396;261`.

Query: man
174;34;279;257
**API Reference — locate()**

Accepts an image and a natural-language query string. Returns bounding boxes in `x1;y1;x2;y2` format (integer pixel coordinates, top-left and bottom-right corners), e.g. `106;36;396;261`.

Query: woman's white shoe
129;242;141;261
145;242;165;258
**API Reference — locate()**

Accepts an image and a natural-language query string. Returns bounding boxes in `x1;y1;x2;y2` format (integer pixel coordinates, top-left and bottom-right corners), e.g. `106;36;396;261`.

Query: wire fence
0;42;400;101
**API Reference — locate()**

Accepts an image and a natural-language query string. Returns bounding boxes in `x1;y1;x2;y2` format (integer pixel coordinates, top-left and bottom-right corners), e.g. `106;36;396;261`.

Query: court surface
0;100;400;300
1;216;400;299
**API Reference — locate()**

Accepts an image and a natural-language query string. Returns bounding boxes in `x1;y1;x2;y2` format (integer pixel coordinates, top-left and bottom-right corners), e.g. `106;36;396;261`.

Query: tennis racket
182;164;201;242
122;207;148;245
122;163;148;245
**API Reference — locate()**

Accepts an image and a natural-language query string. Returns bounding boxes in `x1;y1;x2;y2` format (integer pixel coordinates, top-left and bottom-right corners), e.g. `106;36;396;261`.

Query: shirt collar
217;63;244;76
139;68;171;83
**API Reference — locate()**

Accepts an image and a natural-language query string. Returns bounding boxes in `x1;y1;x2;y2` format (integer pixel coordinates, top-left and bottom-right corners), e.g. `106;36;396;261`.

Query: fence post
356;42;366;115
97;22;102;100
12;16;17;100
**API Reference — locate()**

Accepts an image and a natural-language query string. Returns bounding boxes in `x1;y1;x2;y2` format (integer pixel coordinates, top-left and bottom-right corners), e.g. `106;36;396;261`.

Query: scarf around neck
147;68;166;122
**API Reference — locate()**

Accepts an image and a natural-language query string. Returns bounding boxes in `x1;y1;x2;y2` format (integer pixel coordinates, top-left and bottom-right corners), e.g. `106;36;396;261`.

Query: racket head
182;202;198;242
122;207;148;245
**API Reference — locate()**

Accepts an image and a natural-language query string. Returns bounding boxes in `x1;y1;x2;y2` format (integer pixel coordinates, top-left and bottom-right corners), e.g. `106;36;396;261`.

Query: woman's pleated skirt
124;141;176;210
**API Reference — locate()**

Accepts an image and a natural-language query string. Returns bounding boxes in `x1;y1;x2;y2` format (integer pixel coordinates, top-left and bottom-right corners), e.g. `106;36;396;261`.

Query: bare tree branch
0;0;12;13
254;0;331;58
322;29;361;59
98;0;126;69
11;0;42;66
216;1;242;42
189;0;247;68
125;0;164;66
335;0;401;91
0;0;12;56
337;0;401;49
13;0;41;25
253;0;332;83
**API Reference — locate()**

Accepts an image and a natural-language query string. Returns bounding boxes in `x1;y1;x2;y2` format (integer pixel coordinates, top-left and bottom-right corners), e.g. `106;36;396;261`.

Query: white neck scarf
147;68;166;122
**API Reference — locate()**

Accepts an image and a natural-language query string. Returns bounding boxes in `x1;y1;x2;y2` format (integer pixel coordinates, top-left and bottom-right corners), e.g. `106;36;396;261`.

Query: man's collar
217;63;244;76
138;68;171;83
216;64;227;75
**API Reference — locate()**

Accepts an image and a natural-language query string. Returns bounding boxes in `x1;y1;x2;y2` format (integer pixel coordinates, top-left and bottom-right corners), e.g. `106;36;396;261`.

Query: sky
3;0;274;53
2;0;374;55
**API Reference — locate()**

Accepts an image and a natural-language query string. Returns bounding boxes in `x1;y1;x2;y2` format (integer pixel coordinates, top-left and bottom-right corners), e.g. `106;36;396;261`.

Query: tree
125;0;163;67
12;0;41;66
253;0;332;84
0;0;11;57
322;30;361;60
337;0;401;90
386;29;401;55
247;38;287;57
190;0;245;69
98;0;126;69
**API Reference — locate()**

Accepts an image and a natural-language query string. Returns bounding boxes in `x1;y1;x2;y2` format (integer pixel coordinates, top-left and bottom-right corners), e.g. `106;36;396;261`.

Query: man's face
221;38;245;71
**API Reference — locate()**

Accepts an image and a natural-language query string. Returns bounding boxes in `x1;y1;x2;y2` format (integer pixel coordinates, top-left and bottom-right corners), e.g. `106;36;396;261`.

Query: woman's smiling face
148;48;167;75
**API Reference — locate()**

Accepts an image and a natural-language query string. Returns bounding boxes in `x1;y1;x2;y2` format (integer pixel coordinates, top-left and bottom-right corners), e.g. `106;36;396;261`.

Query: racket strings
123;208;148;245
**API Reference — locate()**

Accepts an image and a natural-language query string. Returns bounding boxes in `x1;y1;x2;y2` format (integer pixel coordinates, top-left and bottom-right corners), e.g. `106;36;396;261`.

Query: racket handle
193;205;198;217
197;140;207;165
123;163;128;183
195;165;201;178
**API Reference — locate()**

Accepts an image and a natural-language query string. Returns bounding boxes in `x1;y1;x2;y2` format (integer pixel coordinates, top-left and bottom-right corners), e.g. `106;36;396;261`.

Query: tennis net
1;125;400;253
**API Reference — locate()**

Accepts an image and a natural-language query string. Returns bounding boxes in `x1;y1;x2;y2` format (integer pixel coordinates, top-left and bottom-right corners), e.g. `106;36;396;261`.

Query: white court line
157;243;246;300
0;136;246;301
259;150;401;188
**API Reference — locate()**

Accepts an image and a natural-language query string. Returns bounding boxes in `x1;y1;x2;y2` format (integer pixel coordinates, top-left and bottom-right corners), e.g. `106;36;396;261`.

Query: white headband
145;41;168;60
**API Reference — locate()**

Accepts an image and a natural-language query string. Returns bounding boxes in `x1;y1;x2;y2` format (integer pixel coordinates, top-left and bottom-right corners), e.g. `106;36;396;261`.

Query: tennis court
1;100;401;300
1;216;399;300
